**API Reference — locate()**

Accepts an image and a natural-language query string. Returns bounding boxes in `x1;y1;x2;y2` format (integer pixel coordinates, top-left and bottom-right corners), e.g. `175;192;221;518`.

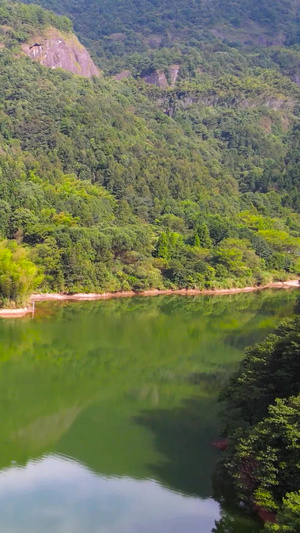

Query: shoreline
0;280;299;318
0;307;34;318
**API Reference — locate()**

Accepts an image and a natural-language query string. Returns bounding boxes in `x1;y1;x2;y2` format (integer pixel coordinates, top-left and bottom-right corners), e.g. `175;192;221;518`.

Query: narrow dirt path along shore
0;280;299;318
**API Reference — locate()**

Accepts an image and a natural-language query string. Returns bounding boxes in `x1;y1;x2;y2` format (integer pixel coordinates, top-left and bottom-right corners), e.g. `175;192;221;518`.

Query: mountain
0;1;99;75
22;27;99;77
22;0;300;73
0;0;299;305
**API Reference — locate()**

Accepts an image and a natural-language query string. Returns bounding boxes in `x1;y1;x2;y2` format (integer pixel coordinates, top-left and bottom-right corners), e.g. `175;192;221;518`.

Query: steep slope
22;27;99;76
0;1;299;305
23;0;300;73
24;0;300;45
0;1;99;76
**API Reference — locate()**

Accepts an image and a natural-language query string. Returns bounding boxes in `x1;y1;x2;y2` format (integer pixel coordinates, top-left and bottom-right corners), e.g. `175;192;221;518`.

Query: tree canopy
0;1;299;305
219;315;300;531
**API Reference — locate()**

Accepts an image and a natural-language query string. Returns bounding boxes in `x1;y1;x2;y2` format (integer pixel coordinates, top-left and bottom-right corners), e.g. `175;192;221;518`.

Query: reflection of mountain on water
1;370;222;498
135;396;220;498
2;388;220;497
11;406;81;452
0;290;297;525
54;394;220;499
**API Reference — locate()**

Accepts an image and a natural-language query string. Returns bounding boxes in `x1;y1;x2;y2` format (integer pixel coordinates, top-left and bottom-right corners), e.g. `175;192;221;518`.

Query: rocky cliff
22;27;99;77
140;65;180;88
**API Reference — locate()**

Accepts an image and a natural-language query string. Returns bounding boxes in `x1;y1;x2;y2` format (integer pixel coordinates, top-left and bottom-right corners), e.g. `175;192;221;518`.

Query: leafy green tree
34;236;64;291
157;232;169;260
219;316;300;525
232;396;300;511
222;317;300;426
193;233;201;247
196;222;212;248
265;491;300;532
0;240;43;305
0;0;298;297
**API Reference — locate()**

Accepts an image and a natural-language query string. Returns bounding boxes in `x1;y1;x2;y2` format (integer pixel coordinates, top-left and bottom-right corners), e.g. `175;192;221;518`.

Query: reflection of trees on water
0;290;297;532
225;293;300;352
212;471;262;531
293;295;300;315
212;510;262;533
34;289;298;324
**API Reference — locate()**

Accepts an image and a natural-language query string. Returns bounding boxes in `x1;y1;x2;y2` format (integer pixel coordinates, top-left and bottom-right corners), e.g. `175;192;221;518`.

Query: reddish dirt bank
0;307;33;318
30;280;299;302
0;280;298;317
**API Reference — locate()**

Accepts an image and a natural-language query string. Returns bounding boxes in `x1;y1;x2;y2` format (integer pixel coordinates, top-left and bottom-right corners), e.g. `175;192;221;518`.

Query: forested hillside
23;0;300;72
0;0;300;305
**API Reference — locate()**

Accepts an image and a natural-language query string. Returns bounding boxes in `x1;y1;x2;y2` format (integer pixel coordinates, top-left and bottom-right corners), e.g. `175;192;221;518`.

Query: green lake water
0;290;298;532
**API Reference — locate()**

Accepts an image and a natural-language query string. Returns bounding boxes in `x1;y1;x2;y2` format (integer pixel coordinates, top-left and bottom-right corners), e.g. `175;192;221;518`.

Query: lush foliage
266;491;300;532
219;316;300;530
0;290;295;495
23;0;300;73
0;0;72;46
0;239;42;306
0;1;299;304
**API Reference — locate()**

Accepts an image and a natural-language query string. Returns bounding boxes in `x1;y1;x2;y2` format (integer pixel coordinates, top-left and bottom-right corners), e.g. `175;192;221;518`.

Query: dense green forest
22;0;300;73
219;314;300;531
0;0;299;305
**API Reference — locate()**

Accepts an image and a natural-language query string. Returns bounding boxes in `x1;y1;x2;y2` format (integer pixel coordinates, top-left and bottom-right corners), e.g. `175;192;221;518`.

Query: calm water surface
0;290;298;533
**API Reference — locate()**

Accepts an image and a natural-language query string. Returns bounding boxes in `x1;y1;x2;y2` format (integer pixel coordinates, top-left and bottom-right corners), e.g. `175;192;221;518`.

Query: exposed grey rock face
169;65;180;86
293;74;300;86
140;65;180;88
141;69;168;88
22;28;99;78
